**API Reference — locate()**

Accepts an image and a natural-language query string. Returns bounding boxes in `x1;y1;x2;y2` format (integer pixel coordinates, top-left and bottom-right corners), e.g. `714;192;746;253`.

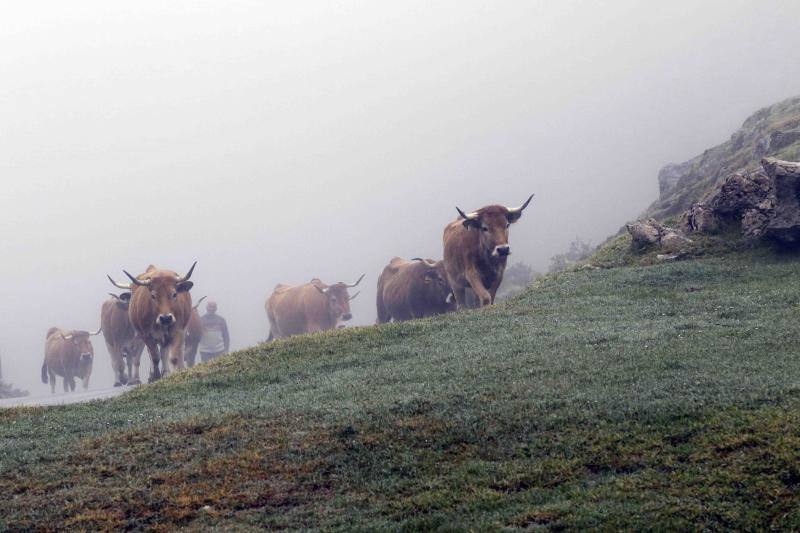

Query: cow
41;327;101;393
376;257;454;323
108;263;196;382
266;274;364;340
443;194;534;309
184;296;207;368
101;292;146;386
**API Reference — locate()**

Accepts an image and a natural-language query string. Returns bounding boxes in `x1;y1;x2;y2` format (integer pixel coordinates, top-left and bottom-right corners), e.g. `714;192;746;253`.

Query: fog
2;1;800;392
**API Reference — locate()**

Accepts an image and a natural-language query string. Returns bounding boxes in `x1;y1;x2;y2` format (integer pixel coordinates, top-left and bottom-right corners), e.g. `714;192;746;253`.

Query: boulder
762;158;800;244
626;218;692;252
684;203;719;233
683;167;774;237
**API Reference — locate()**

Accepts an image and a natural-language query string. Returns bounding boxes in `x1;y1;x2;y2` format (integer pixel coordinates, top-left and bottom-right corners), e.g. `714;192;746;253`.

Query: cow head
314;274;364;323
109;292;132;310
413;258;454;307
109;262;196;328
61;328;101;364
456;194;534;259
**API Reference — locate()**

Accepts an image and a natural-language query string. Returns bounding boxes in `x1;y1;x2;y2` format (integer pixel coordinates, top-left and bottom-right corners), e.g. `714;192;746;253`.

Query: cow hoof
114;381;123;387
128;379;141;386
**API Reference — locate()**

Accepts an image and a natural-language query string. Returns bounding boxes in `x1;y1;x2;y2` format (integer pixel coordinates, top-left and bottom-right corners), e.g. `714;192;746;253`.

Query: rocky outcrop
658;161;691;197
645;96;800;219
683;168;774;238
682;157;800;244
626;218;691;252
761;158;800;244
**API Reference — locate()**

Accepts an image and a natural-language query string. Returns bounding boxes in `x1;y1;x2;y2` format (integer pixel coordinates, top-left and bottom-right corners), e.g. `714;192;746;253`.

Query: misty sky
3;0;800;392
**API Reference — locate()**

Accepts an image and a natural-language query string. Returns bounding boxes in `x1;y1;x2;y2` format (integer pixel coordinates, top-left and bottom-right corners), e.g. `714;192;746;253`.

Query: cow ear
176;281;193;293
462;218;481;230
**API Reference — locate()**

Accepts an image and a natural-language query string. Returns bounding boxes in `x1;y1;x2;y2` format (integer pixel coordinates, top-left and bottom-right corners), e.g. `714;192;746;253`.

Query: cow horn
456;206;478;220
507;194;535;217
346;274;365;288
108;292;121;301
193;295;207;310
411;257;436;266
349;291;360;301
107;274;132;290
123;270;151;287
178;261;197;283
89;327;102;336
60;333;73;340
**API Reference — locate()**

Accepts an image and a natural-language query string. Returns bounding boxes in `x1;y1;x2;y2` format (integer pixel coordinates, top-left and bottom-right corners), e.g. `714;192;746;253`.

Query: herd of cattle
40;195;534;392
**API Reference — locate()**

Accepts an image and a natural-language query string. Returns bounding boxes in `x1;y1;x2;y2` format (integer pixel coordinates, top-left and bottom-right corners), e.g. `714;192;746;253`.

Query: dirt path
0;386;129;408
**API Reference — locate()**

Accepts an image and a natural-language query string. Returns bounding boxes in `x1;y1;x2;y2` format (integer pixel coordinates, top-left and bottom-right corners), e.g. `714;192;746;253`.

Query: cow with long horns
266;275;364;340
376;257;454;323
443;195;534;309
184;296;207;368
108;263;196;382
41;326;101;393
101;292;146;386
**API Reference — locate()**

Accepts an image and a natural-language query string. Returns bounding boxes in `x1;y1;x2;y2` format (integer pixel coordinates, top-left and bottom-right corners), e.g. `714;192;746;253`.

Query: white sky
2;0;800;391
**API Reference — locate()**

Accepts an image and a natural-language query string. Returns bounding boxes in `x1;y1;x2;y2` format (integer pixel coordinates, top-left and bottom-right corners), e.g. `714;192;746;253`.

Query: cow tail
41;360;49;384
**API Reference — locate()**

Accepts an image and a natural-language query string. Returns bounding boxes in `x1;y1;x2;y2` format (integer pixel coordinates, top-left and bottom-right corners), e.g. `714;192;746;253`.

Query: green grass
3;253;800;529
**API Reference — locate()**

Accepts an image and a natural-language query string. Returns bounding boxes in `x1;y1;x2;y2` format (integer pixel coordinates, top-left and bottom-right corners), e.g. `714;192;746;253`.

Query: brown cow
266;275;364;340
376;257;454;323
108;263;196;382
101;292;146;386
184;296;207;368
41;327;101;393
443;195;534;309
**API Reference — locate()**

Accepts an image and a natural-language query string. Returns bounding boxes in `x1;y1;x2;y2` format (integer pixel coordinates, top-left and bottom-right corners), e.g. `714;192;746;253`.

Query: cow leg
111;348;127;387
82;374;90;390
145;340;161;383
159;344;171;377
49;369;56;394
465;269;492;307
169;334;186;371
451;284;468;311
128;351;140;385
185;339;198;368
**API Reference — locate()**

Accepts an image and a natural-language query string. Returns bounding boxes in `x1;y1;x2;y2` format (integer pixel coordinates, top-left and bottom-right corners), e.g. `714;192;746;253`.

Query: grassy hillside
3;251;800;529
647;95;800;220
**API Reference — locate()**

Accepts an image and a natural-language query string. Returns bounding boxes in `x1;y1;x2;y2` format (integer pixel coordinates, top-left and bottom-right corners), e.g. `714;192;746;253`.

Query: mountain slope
648;95;800;220
2;250;800;529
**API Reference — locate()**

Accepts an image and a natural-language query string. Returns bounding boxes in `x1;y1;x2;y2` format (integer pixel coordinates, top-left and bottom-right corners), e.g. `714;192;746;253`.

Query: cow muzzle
342;313;353;321
493;245;511;257
80;353;93;362
157;313;176;326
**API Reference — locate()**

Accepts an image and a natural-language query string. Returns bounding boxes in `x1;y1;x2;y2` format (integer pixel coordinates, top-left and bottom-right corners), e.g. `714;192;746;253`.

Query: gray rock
626;218;692;252
769;129;800;152
658;161;692;198
762;158;800;244
684;203;719;233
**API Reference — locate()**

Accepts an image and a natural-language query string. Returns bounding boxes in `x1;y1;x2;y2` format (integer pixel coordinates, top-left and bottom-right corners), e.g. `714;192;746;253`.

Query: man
198;300;230;363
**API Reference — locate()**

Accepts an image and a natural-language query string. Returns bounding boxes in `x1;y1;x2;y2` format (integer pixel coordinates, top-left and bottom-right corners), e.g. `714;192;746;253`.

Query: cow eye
481;226;489;232
506;223;510;228
171;292;177;300
150;293;157;300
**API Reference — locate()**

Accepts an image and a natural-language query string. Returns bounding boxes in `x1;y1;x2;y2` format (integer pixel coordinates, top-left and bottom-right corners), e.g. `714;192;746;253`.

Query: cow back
44;329;80;377
268;282;332;336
